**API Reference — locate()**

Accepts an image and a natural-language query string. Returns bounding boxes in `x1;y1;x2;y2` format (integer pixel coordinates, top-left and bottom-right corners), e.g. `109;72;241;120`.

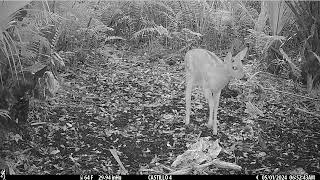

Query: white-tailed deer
185;47;248;135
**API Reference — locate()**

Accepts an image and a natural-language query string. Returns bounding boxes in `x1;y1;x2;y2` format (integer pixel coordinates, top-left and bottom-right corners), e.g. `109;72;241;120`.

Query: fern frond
91;24;114;33
155;25;169;36
104;36;126;43
152;1;175;16
182;28;202;37
0;109;10;120
133;27;157;39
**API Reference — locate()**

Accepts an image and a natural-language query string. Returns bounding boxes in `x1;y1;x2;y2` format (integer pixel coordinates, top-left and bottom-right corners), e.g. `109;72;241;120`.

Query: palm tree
256;1;320;92
286;1;320;92
0;0;31;86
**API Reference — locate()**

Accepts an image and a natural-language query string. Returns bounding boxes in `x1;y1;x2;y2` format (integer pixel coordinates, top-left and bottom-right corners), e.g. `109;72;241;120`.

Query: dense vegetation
0;0;319;175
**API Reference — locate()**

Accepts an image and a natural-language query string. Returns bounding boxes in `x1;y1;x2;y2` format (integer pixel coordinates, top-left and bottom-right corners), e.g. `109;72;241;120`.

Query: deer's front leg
204;88;214;129
185;76;193;125
211;90;221;135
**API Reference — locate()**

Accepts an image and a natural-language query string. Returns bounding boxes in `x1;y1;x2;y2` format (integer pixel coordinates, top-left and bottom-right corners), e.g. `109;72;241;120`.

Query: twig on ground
109;149;128;175
295;107;320;118
262;86;320;101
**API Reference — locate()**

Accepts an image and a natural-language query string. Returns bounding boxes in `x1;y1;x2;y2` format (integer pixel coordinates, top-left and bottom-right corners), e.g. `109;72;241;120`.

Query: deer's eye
232;66;238;70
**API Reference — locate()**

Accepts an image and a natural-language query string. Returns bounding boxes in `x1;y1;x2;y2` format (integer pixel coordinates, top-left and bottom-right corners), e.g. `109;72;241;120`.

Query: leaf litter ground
5;53;320;175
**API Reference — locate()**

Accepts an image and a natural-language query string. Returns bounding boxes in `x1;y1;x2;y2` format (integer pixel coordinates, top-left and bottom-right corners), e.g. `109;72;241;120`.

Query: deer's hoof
212;129;217;135
206;123;213;128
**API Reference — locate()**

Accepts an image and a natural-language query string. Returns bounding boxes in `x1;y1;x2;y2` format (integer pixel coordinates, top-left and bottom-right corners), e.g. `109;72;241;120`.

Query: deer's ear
234;47;248;61
224;52;232;63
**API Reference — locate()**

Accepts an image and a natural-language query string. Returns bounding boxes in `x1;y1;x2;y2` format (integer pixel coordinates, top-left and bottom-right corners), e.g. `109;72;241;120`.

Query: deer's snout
240;74;249;81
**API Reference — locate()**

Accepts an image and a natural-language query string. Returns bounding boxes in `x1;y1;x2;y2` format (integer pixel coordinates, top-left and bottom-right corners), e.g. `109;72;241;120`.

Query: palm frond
255;1;268;32
248;29;285;54
266;1;293;35
0;1;31;29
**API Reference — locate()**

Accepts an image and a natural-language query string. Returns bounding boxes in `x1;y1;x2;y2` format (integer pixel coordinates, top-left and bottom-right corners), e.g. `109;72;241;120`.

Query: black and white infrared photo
0;0;319;177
